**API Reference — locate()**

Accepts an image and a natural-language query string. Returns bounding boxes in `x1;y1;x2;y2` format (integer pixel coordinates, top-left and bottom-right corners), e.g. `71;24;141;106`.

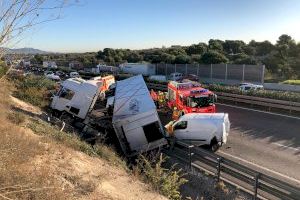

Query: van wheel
210;138;219;152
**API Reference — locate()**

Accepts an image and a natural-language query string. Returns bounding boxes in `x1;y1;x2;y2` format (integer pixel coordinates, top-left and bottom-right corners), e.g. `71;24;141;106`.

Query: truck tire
210;137;219;152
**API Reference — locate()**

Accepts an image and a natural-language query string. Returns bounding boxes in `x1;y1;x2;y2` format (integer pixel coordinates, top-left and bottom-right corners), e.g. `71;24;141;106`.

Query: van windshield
188;95;214;108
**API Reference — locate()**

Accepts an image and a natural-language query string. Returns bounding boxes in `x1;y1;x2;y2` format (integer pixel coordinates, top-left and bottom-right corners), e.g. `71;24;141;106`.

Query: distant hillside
1;47;50;54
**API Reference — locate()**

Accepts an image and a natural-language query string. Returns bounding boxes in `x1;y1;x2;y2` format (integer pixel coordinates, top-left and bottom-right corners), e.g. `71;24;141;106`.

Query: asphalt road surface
216;103;300;186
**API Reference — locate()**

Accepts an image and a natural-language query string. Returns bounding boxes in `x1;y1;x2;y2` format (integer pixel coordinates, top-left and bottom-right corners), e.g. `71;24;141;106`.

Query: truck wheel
210;138;219;152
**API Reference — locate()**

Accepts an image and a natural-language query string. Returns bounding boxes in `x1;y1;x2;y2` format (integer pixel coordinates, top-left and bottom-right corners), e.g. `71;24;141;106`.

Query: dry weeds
0;79;166;200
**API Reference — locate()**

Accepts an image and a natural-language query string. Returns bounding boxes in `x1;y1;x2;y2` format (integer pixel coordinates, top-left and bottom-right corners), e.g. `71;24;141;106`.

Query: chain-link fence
155;63;265;84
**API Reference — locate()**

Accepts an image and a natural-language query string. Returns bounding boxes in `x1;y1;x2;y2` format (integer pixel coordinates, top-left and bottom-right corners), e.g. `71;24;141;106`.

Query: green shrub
28;118;127;169
12;75;56;107
0;63;8;78
281;80;300;85
136;154;187;200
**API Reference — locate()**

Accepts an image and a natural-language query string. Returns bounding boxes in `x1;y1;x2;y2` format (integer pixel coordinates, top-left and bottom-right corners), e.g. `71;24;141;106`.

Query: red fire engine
151;80;217;114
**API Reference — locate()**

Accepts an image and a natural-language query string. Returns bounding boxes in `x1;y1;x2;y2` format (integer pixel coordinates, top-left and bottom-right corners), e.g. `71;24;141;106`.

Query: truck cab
91;75;116;100
167;81;217;114
50;78;101;119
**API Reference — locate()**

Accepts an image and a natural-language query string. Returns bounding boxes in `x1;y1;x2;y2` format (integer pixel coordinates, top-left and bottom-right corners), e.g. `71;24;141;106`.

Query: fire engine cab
91;75;115;100
167;81;217;114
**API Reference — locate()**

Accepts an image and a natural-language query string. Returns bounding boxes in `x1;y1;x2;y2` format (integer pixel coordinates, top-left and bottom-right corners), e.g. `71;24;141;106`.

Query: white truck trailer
112;75;167;156
120;63;156;76
50;75;166;157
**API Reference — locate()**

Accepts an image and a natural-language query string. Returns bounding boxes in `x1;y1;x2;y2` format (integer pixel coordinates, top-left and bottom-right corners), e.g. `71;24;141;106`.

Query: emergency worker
165;121;176;150
158;91;165;108
172;107;180;121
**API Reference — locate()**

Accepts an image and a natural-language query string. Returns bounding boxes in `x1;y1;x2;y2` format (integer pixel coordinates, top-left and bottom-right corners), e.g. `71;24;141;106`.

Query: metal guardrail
163;140;300;200
215;92;300;113
146;82;300;113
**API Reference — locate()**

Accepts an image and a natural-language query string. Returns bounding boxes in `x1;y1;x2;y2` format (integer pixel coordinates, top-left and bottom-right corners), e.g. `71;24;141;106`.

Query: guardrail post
188;145;194;170
165;63;167;76
242;64;245;82
225;64;228;81
185;64;188;76
261;65;265;84
254;173;260;200
210;64;213;81
216;157;222;182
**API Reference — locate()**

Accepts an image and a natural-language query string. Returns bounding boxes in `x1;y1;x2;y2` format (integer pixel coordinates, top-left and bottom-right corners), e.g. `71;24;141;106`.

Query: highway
216;104;300;186
159;103;300;187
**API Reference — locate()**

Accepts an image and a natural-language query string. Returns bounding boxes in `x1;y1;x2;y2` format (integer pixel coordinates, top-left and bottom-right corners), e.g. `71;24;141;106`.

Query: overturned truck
112;75;167;157
50;75;167;157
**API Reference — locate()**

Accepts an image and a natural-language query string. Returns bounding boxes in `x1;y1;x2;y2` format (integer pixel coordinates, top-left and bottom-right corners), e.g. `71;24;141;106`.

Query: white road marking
216;103;300;120
273;142;300;151
218;150;300;185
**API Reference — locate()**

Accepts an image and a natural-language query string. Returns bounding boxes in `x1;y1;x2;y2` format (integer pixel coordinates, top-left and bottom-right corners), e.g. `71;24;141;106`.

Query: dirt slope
0;83;166;200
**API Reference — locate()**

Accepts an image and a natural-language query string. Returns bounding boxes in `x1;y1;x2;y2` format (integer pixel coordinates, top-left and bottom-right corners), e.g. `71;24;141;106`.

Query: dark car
185;74;199;81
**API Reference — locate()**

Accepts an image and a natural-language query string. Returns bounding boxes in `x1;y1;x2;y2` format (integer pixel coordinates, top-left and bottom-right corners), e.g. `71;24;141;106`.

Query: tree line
96;34;300;79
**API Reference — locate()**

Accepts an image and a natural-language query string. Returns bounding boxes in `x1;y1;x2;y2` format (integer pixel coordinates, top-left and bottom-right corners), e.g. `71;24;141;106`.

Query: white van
166;113;230;151
70;71;80;78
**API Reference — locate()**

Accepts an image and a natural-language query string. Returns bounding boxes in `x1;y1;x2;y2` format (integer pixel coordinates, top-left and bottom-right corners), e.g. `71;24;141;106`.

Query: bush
7;112;26;124
12;75;56;107
281;80;300;85
136;154;187;200
0;63;8;78
28;118;127;169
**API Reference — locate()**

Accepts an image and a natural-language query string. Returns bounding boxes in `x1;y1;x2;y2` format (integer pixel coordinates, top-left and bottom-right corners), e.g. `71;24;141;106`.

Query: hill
1;47;50;54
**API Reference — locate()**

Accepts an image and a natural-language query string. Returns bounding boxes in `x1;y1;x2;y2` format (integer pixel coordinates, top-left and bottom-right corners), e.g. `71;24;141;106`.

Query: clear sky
17;0;300;53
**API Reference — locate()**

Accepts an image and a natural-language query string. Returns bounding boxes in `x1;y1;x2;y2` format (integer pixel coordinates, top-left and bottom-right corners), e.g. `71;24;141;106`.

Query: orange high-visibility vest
172;110;180;121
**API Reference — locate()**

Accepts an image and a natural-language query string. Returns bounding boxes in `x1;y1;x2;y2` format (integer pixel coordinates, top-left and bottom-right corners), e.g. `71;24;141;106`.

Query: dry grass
0;79;167;200
27;118;127;169
0;80;69;200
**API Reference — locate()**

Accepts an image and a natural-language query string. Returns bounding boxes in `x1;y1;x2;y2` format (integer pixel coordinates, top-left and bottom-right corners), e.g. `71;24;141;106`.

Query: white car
70;72;80;78
239;83;263;92
168;72;183;81
45;71;60;81
149;75;167;82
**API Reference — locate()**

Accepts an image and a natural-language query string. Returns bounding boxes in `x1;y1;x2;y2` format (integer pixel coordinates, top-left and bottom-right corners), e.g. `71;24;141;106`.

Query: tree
190;54;202;63
201;51;228;64
208;39;224;52
0;0;74;80
186;43;207;55
223;40;246;54
174;54;191;64
277;34;294;46
249;40;274;56
167;47;186;56
127;51;143;63
0;0;73;56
